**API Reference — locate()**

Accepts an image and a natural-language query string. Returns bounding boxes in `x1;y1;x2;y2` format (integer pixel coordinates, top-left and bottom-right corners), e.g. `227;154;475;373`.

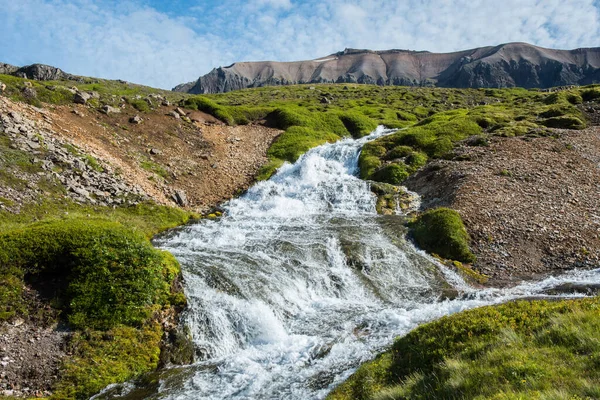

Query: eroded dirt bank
406;127;600;286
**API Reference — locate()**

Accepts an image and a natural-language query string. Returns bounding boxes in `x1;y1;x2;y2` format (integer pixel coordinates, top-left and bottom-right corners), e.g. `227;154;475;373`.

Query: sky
1;0;599;89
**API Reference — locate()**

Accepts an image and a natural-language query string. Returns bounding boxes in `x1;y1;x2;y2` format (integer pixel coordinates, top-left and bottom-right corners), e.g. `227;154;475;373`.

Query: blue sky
1;0;599;89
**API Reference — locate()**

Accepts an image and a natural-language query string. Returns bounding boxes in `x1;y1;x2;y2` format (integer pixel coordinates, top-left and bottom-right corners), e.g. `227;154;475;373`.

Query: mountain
173;43;600;93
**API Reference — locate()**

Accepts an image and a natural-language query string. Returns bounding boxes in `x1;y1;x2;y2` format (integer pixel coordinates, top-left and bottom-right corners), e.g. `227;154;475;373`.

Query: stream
95;126;600;400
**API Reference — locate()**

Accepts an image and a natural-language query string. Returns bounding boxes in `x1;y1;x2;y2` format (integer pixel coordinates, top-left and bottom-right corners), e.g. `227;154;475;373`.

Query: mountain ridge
173;42;600;93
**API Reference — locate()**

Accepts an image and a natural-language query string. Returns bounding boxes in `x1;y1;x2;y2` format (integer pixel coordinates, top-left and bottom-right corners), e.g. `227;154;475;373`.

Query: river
95;126;600;400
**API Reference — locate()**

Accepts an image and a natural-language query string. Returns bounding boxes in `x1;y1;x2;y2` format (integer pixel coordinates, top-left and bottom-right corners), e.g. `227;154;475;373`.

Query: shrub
409;207;475;263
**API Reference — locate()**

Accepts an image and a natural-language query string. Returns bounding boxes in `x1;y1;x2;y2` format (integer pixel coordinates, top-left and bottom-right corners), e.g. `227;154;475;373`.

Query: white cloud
0;0;598;88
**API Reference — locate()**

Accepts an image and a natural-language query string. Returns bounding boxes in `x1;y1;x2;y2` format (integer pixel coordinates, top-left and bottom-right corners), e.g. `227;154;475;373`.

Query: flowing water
96;126;600;400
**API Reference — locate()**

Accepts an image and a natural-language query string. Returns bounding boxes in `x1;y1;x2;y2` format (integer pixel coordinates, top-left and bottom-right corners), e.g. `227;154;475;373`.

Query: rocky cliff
174;43;600;93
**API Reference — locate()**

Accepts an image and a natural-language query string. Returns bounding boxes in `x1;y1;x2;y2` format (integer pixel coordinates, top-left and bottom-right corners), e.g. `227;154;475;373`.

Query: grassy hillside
1;70;598;398
327;297;600;400
179;84;591;183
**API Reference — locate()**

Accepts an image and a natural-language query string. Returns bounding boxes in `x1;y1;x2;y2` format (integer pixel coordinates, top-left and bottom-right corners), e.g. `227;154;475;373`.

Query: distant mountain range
173;42;600;94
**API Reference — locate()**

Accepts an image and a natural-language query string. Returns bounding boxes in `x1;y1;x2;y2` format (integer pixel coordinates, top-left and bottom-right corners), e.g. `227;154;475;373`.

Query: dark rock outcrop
174;43;600;93
1;63;77;81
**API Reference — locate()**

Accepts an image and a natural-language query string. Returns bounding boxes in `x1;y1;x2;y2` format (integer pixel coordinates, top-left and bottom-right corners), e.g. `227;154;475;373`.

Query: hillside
1;66;600;398
174;43;600;94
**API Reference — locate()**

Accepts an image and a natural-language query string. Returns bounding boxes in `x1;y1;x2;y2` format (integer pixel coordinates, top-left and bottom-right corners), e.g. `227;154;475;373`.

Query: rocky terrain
175;43;600;93
406;124;600;286
0;89;280;213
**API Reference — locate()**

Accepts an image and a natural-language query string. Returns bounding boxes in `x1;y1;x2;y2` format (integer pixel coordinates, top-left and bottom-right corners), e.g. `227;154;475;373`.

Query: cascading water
96;126;600;400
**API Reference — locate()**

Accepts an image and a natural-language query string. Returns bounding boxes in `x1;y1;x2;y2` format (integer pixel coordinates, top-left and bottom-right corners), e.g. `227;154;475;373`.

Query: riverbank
405;126;600;286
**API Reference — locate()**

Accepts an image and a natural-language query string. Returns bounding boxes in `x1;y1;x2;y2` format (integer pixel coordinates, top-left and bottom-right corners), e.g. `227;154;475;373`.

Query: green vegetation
140;156;169;179
53;324;163;400
128;98;151;112
409;208;475;263
175;85;590;182
328;297;600;400
0;199;194;398
0;73;187;109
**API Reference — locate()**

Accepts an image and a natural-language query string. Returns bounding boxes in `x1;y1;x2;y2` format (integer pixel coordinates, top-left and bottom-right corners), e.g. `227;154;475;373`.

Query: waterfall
96;126;600;400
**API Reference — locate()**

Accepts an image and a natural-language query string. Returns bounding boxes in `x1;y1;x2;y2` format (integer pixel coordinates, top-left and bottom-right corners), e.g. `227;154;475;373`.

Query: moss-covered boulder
409;207;475;263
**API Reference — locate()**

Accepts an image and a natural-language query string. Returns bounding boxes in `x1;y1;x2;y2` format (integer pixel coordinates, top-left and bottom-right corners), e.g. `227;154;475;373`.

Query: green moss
370;163;410;185
328;297;600;400
0;219;179;328
128;98;151;113
338;111;378;138
52;324;163;400
540;116;585;130
183;96;235;125
409;207;475;263
267;126;340;163
581;88;600;102
140;157;169;179
256;158;284;181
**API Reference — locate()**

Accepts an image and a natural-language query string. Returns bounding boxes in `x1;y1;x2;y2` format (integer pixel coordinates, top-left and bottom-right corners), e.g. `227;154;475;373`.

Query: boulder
22;86;37;99
172;190;188;206
129;115;143;124
74;91;91;104
100;105;121;114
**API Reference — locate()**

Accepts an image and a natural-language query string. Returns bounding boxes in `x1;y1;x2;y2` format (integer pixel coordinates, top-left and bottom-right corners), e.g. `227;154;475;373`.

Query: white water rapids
96;126;600;400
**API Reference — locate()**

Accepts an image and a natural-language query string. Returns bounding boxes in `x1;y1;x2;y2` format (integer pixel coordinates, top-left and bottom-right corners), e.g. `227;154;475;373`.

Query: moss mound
0;219;180;327
409;208;475;263
327;297;600;400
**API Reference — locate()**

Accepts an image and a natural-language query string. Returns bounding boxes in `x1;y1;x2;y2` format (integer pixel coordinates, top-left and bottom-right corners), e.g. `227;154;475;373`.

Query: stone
0;82;6;93
74;91;91;104
169;111;180;119
172;190;188;206
162;100;171;106
129;115;143;124
175;107;186;117
320;97;331;104
22;87;37;99
100;105;121;114
149;148;161;155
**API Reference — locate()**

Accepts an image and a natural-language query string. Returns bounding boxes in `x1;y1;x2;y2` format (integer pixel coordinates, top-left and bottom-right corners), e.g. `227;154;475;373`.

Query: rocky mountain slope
174;42;600;93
